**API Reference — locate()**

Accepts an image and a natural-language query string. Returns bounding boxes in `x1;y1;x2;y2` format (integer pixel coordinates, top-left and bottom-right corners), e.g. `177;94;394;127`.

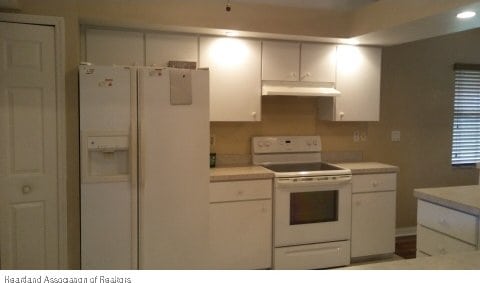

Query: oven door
274;175;352;247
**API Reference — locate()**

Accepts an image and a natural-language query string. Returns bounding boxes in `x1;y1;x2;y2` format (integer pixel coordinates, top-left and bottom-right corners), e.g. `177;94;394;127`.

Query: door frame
0;12;67;269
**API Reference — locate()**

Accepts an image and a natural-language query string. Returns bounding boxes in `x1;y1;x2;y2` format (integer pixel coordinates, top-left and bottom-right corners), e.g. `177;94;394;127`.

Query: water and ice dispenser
81;132;130;183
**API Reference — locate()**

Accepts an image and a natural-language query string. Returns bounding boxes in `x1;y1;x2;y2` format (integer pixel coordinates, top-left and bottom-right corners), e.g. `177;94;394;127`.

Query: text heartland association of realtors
3;276;131;283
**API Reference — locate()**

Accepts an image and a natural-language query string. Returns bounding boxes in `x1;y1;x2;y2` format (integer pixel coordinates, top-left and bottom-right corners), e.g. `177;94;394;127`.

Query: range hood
262;81;340;97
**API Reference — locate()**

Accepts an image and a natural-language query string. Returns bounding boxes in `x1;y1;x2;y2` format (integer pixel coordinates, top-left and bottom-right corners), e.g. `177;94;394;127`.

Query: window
452;64;480;165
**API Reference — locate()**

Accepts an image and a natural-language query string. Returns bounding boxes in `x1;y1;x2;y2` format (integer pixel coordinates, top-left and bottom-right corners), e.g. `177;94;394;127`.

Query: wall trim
0;12;68;269
396;226;417;237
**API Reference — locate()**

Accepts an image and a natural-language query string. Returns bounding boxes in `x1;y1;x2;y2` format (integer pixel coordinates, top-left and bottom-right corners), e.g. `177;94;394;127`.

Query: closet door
0;21;59;269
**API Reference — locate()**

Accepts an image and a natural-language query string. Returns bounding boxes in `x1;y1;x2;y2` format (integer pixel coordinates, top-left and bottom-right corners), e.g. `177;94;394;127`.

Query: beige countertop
344;251;480;269
210;166;274;182
210;162;398;181
334;162;399;174
414;185;480;216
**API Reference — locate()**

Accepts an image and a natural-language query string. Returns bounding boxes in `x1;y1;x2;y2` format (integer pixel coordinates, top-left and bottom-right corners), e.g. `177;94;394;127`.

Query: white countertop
334;162;399;174
414;185;480;216
343;251;480;269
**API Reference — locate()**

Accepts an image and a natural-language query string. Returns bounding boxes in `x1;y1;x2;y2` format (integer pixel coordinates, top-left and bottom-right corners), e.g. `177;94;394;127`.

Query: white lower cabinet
351;173;397;259
208;179;272;269
416;200;478;256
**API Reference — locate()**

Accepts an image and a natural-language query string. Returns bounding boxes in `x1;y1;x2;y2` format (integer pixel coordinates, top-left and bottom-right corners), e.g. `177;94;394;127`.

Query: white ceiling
232;0;377;11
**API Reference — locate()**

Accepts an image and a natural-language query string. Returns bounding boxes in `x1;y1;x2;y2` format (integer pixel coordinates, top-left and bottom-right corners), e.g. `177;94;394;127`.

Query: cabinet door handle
22;185;32;194
301;72;311;80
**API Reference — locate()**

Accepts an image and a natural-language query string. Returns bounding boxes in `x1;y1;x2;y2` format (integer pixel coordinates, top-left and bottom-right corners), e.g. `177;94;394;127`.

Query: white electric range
252;136;352;269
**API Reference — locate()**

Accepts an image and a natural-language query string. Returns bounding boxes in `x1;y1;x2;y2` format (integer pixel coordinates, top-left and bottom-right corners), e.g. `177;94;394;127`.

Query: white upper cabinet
85;28;144;66
262;41;300;81
262;41;336;83
145;33;198;67
319;45;382;121
199;37;262;122
300;43;337;83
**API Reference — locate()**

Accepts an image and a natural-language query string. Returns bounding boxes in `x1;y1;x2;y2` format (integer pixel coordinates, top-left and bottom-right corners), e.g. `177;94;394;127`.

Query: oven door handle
276;175;352;190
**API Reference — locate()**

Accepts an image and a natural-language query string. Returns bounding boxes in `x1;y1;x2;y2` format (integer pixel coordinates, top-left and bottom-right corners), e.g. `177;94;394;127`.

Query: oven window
290;191;338;225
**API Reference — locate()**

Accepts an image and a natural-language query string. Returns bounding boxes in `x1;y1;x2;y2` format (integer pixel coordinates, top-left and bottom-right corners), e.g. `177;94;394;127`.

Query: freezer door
138;68;210;269
79;65;138;269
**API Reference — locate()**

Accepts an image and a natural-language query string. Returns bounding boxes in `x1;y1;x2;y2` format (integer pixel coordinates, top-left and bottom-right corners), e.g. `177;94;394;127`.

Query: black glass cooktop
262;162;343;173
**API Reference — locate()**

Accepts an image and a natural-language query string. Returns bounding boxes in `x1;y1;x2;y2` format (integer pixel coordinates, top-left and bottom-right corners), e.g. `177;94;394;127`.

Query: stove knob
257;141;264;148
306;140;312;146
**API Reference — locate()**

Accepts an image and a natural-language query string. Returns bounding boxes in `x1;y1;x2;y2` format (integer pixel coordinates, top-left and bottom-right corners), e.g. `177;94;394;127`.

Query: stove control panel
252;136;321;154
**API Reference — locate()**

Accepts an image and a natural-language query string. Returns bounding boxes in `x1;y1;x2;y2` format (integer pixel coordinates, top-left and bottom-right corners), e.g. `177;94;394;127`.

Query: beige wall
7;0;480;269
366;28;480;227
212;97;368;156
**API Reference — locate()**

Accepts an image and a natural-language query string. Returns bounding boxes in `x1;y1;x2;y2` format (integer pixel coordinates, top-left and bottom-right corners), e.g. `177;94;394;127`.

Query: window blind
452;65;480;165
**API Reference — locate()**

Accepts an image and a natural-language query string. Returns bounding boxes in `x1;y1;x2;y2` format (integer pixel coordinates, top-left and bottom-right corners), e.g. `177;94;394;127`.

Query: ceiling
232;0;377;11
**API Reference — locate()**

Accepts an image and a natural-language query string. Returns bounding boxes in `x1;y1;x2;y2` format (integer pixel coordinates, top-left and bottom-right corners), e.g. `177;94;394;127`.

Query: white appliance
252;136;352;269
80;65;210;269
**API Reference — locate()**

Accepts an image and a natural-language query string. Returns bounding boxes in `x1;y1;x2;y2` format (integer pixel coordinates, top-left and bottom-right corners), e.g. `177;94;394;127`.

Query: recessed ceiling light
457;11;476;19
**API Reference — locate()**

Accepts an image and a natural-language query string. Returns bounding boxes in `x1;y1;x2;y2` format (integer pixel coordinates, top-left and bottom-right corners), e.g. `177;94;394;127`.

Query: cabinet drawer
210;179;272;203
274;241;350;270
417;225;476;256
352;173;396;193
417;200;477;244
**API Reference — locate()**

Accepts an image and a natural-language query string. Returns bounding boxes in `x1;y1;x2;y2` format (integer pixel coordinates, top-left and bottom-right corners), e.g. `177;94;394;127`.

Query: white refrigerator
79;65;210;269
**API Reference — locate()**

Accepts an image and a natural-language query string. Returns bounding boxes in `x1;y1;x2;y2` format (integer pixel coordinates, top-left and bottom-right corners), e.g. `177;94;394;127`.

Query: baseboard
396;226;417;237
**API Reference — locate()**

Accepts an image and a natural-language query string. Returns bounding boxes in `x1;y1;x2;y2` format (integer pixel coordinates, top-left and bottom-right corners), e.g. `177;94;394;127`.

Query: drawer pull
439;248;447;255
439;218;447;225
237;190;244;196
372;181;379;187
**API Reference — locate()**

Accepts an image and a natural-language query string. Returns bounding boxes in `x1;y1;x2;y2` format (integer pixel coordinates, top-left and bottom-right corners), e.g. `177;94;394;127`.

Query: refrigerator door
138;68;210;269
79;65;138;269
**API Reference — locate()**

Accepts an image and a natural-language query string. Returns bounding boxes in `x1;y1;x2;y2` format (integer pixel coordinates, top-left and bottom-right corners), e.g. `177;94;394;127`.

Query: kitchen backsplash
211;96;369;166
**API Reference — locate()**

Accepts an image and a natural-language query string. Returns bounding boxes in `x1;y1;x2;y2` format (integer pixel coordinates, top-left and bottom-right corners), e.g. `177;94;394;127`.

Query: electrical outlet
360;131;367;142
353;131;360;142
391;130;401;142
210;135;216;147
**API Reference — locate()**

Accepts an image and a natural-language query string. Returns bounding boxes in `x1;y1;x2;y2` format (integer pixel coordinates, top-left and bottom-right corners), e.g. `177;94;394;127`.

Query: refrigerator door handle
138;69;145;194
